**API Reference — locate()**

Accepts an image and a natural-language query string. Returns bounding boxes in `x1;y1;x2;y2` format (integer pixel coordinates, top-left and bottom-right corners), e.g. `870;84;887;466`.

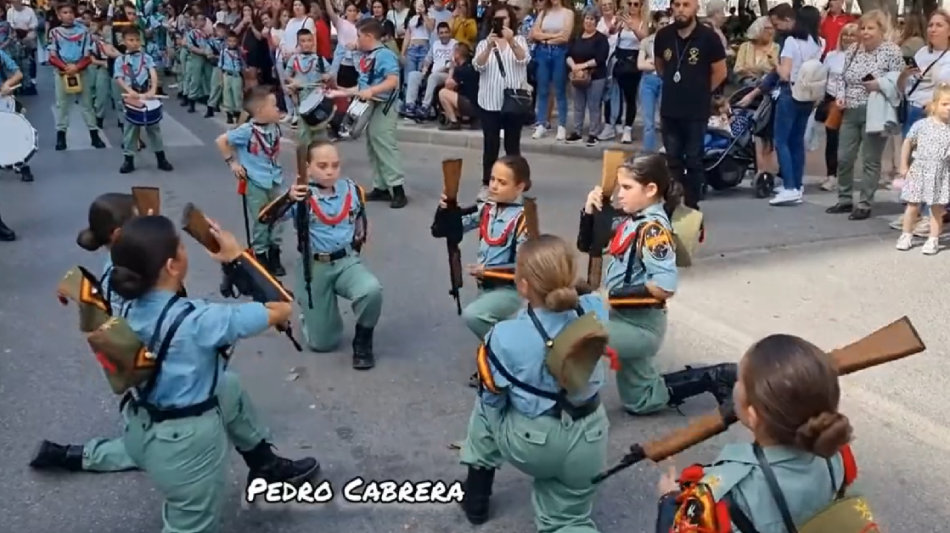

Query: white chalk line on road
668;300;950;456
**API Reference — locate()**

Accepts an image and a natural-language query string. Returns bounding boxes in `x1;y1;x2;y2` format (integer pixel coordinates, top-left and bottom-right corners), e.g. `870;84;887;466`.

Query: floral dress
902;116;950;205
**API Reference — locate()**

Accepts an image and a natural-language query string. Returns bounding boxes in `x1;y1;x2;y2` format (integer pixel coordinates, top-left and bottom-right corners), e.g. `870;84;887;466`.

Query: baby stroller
703;84;777;198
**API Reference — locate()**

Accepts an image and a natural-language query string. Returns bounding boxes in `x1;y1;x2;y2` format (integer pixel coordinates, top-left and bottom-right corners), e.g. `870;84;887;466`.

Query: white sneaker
770;188;802;205
598;124;616;140
820;176;837;191
555;126;567;141
896;233;914;251
771;185;785;196
615;124;624;136
532;125;547;139
923;237;940;255
621;126;633;144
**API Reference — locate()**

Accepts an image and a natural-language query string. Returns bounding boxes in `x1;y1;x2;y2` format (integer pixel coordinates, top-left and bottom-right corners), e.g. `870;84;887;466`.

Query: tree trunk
758;0;769;16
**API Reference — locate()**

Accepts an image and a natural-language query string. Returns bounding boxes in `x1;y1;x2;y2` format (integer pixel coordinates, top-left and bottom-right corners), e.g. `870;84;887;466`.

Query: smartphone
905;56;918;68
862;73;875;82
491;17;503;36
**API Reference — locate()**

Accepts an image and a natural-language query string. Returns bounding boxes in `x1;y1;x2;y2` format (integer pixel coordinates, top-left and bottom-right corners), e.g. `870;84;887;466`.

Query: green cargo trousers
208;67;223;108
462;287;523;340
836;105;887;208
607;308;669;415
123;123;164;156
82;370;271;473
113;80;127;125
54;69;97;131
221;72;243;113
366;104;405;190
244;181;284;255
296;121;329;148
90;65;111;120
297;254;383;352
461;400;609;533
185;55;210;100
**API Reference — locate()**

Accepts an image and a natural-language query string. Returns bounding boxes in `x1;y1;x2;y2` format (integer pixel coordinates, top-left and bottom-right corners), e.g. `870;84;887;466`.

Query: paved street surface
1;69;947;533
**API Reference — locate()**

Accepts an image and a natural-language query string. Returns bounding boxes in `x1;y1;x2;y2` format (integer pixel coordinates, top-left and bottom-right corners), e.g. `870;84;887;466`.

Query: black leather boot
226;112;235;124
187;99;196;113
156;151;174;171
55;130;66;151
365;187;392;202
390;185;408;209
90;130;105;149
352;325;375;370
459;466;494;525
0;212;16;241
18;165;34;182
239;440;319;489
204;106;214;118
268;246;286;277
119;155;135;174
663;363;738;407
96;117;104;129
29;440;84;471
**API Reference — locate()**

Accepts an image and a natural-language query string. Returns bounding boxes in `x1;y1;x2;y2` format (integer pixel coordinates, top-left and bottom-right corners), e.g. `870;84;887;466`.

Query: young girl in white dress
897;83;950;255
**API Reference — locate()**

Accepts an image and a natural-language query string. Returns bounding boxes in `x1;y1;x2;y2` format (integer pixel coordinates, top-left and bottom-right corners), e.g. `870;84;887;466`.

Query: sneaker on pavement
923;237;940;255
770;188;802;206
896;233;914;251
532;125;547;139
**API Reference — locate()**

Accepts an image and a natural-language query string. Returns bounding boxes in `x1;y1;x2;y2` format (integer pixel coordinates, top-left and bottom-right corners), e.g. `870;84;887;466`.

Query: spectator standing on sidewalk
819;22;857;192
473;2;529;197
654;0;727;209
529;0;572;141
609;0;646;144
637;10;669;153
819;0;855;55
565;6;608;146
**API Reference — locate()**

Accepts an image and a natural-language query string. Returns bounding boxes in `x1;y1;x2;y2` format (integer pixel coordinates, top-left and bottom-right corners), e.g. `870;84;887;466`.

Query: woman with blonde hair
827;9;903;220
460;234;610;531
819;21;858;191
734;16;778;82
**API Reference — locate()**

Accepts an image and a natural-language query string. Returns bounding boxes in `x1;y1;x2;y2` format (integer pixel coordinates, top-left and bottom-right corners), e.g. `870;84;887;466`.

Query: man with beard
653;0;727;209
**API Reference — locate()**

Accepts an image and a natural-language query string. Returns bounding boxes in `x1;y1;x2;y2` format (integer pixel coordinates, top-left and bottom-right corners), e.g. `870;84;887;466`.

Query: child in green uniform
215;86;287;277
433;155;531;387
219;31;245;124
285;28;331;146
88;16;118;129
578;154;735;414
183;12;211;113
204;22;227;118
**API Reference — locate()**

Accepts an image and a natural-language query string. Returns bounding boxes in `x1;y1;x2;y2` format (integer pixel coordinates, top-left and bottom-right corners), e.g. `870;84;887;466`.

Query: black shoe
663;363;738;407
119;155;135;174
156;151;174;172
187;100;196;113
352;325;375;370
0;216;15;241
365;188;392;202
55;131;66;151
226;113;235;124
390;185;408;209
204;106;214;118
586;135;598;147
240;441;320;489
459;466;494;525
19;166;34;182
29;440;84;471
565;132;582;143
440;121;461;131
849;206;871;220
268;246;286;277
90;130;106;149
825;202;853;214
96;117;104;129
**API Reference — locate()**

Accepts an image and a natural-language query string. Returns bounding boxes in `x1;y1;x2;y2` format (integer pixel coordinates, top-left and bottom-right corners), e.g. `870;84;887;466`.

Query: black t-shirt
569;31;610;80
654;22;726;120
453;61;479;107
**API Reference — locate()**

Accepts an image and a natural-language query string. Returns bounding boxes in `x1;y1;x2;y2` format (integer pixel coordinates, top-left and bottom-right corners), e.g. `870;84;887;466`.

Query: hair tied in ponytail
77;228;103;251
794;411;853;459
544;286;580;313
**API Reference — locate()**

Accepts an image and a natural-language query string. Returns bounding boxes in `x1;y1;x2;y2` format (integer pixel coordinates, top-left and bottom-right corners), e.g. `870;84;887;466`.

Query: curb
394;126;627;161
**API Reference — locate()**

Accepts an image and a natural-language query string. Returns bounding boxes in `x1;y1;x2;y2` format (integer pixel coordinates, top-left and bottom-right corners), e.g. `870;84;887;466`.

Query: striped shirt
473;36;531;112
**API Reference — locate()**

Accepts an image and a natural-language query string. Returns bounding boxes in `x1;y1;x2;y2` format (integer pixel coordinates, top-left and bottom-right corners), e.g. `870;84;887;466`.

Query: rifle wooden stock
522;197;540;240
594;316;926;483
257;192;294;225
131;186;160;216
181;203;220;253
441;158;464;315
586;150;627;288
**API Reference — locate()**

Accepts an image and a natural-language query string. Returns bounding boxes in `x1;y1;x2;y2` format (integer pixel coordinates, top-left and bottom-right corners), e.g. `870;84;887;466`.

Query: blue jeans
903;104;930;216
638;73;662;152
403;44;429;94
773;88;813;190
534;44;568;127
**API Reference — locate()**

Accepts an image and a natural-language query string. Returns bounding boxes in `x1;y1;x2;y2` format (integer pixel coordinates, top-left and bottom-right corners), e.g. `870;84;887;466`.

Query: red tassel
237;178;247;196
605;347;620;371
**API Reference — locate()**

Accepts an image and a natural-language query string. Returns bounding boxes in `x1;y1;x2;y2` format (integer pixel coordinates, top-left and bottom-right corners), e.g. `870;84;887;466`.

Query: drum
298;91;336;128
0;95;16;113
339;99;375;139
124;99;164;126
0;112;38;169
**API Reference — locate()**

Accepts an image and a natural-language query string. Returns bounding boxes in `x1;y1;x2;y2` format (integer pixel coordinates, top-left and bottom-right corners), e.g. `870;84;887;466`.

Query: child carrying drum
113;26;174;174
284;28;332;146
0;47;35;183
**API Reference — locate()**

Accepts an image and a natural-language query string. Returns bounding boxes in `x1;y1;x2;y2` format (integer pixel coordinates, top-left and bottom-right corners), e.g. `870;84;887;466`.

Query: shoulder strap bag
493;46;534;125
899;49;948;124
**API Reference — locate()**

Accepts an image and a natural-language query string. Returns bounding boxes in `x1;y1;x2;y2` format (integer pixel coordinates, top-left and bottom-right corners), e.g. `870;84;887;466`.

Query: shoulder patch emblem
642;222;673;261
673;482;724;533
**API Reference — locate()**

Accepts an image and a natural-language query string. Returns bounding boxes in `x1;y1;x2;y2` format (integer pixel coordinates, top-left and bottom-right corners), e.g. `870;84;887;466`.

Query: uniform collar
639;202;665;217
488;194;523;208
140;288;180;304
718;443;812;465
312;179;347;196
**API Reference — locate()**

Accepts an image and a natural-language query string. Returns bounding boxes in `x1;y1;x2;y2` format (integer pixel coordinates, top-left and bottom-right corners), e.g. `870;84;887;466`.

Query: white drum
0;112;37;169
339;99;375;139
0;95;15;113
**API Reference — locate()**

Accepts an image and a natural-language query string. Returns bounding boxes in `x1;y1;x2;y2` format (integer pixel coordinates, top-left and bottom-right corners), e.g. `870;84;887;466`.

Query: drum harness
363;47;397;115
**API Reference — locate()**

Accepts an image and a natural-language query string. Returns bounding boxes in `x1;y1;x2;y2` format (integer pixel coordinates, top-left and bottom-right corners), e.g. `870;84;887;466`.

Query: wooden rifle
431;158;465;315
295;146;313;309
585;150;626;289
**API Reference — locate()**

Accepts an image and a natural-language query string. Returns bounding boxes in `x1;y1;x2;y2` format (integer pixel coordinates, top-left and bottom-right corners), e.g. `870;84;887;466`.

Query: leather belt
313;249;348;262
121;393;219;424
478;278;515;290
223;71;242;77
542;395;601;421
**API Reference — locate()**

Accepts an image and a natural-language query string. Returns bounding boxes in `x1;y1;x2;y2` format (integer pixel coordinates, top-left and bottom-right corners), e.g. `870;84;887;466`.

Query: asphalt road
0;67;947;533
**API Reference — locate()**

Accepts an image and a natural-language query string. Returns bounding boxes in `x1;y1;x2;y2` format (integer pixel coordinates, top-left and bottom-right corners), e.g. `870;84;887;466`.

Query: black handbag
899;49;947;123
493;48;533;124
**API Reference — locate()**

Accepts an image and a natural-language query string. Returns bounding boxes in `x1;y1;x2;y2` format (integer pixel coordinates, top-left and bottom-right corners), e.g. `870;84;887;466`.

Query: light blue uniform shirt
207;36;224;65
186;28;209;54
357;45;400;102
218;46;245;75
604;202;678;294
226;122;284;189
47;24;93;64
100;255;128;310
120;290;269;409
280;178;364;253
0;49;19;82
113;51;155;91
284;52;326;100
479;294;609;418
460;200;527;269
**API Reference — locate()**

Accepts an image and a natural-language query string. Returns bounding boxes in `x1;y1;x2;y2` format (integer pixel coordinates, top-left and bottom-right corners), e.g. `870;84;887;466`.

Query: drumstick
6;84;21;91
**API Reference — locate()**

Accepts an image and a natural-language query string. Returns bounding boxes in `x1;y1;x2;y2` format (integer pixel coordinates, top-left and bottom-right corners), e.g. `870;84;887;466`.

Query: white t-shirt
7;6;37;31
387;8;409;37
781;36;822;81
407;15;430;41
280;16;316;55
429;38;457;72
428;7;452;44
907;47;950;107
596;16;618;54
